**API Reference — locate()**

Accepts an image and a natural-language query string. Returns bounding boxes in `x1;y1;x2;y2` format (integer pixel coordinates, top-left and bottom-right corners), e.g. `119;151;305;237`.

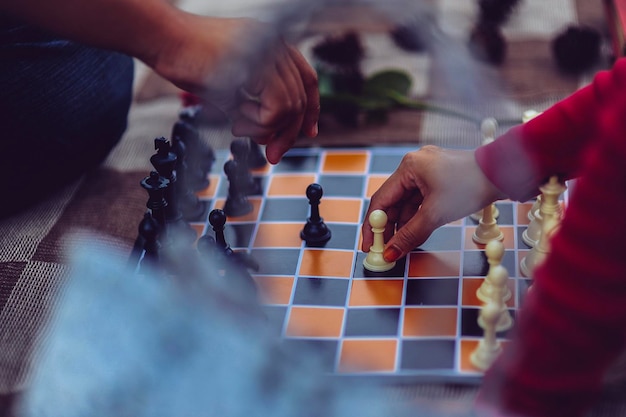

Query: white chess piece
520;177;566;278
523;177;565;249
470;301;503;371
480;117;498;143
470;118;500;222
363;209;396;272
472;202;504;244
522;109;542;123
478;264;514;332
527;195;541;222
477;240;511;303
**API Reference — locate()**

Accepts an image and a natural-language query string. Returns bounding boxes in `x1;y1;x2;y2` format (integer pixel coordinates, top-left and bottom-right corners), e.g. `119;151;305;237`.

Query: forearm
0;0;185;65
476;58;626;202
479;109;626;417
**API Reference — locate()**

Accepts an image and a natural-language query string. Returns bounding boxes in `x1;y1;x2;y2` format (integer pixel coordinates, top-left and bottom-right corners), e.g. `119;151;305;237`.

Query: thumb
382;211;438;263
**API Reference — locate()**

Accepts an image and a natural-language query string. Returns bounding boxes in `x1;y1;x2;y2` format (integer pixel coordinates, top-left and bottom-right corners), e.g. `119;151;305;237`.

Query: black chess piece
128;211;154;270
150;137;197;243
140;171;169;235
231;138;262;196
206;209;259;296
170;135;208;221
138;211;161;273
223;159;253;217
247;139;267;169
300;183;332;247
208;208;233;256
208;209;258;268
171;119;215;190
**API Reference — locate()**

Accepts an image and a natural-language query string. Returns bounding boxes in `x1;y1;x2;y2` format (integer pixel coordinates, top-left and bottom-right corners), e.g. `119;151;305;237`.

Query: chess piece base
363;251;396;272
470;340;502;371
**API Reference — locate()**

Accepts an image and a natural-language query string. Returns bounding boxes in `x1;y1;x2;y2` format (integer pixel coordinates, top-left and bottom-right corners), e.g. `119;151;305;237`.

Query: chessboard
132;133;568;384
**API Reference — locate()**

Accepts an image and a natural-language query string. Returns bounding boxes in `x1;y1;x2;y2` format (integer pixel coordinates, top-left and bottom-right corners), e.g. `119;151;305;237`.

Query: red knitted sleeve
475;58;626;202
476;60;626;417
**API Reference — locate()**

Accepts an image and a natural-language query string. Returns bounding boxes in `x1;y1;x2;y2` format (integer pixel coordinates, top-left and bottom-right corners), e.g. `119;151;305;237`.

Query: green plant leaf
363;70;412;96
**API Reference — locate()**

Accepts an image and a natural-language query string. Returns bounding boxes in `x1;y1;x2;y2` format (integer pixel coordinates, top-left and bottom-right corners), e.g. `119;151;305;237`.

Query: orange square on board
408;252;461;277
286;307;344;337
195;175;220;198
517;203;534;226
267;174;316;196
464;226;515;250
459;339;510;373
338;339;397;373
188;223;205;241
320;199;362;223
253;275;294;305
365;175;389;198
322;151;368;173
403;307;458;337
299;249;354;278
462;278;516;308
214;198;261;222
349;279;404;306
253;223;304;248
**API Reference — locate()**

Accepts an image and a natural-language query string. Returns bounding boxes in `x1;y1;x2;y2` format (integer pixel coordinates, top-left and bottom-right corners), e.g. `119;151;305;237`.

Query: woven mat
2;1;626;416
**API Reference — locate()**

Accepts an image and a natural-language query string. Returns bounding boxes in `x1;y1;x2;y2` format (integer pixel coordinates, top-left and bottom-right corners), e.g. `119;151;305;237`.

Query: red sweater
475;58;626;417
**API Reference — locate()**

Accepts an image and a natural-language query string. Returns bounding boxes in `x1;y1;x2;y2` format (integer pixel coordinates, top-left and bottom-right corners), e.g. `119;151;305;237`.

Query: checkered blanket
2;0;626;415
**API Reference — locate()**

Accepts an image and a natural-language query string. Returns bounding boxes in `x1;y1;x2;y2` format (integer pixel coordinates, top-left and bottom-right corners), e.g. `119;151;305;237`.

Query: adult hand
151;14;319;164
361;146;506;262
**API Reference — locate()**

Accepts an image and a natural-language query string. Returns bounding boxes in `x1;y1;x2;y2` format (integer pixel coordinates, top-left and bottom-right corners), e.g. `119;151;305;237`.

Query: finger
383;201;439;262
239;54;303;130
264;115;303;163
360;172;414;252
231;113;276;138
286;44;320;138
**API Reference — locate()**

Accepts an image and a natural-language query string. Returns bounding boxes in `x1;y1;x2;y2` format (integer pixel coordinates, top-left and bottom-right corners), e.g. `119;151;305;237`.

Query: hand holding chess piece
363;209;396;272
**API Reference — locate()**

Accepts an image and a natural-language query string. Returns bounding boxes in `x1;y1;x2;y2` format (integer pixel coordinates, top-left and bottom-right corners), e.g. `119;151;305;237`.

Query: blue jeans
0;16;134;217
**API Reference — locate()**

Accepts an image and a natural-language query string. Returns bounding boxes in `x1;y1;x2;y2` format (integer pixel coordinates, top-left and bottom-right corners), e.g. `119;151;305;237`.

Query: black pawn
247;139;268;169
209;209;233;257
223;159;253;217
207;208;258;269
300;183;332;247
171;119;214;191
231;139;262;196
197;234;218;256
170;136;207;221
206;209;259;296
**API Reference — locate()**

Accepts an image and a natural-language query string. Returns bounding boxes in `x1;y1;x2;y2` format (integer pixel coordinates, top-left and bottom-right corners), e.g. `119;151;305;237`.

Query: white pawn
470;203;500;222
522;206;542;247
470;118;500;222
527;195;541;222
477;240;511;303
480;117;498;143
520;212;560;278
470;301;503;371
472;202;504;244
478;264;514;332
363;209;396;272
